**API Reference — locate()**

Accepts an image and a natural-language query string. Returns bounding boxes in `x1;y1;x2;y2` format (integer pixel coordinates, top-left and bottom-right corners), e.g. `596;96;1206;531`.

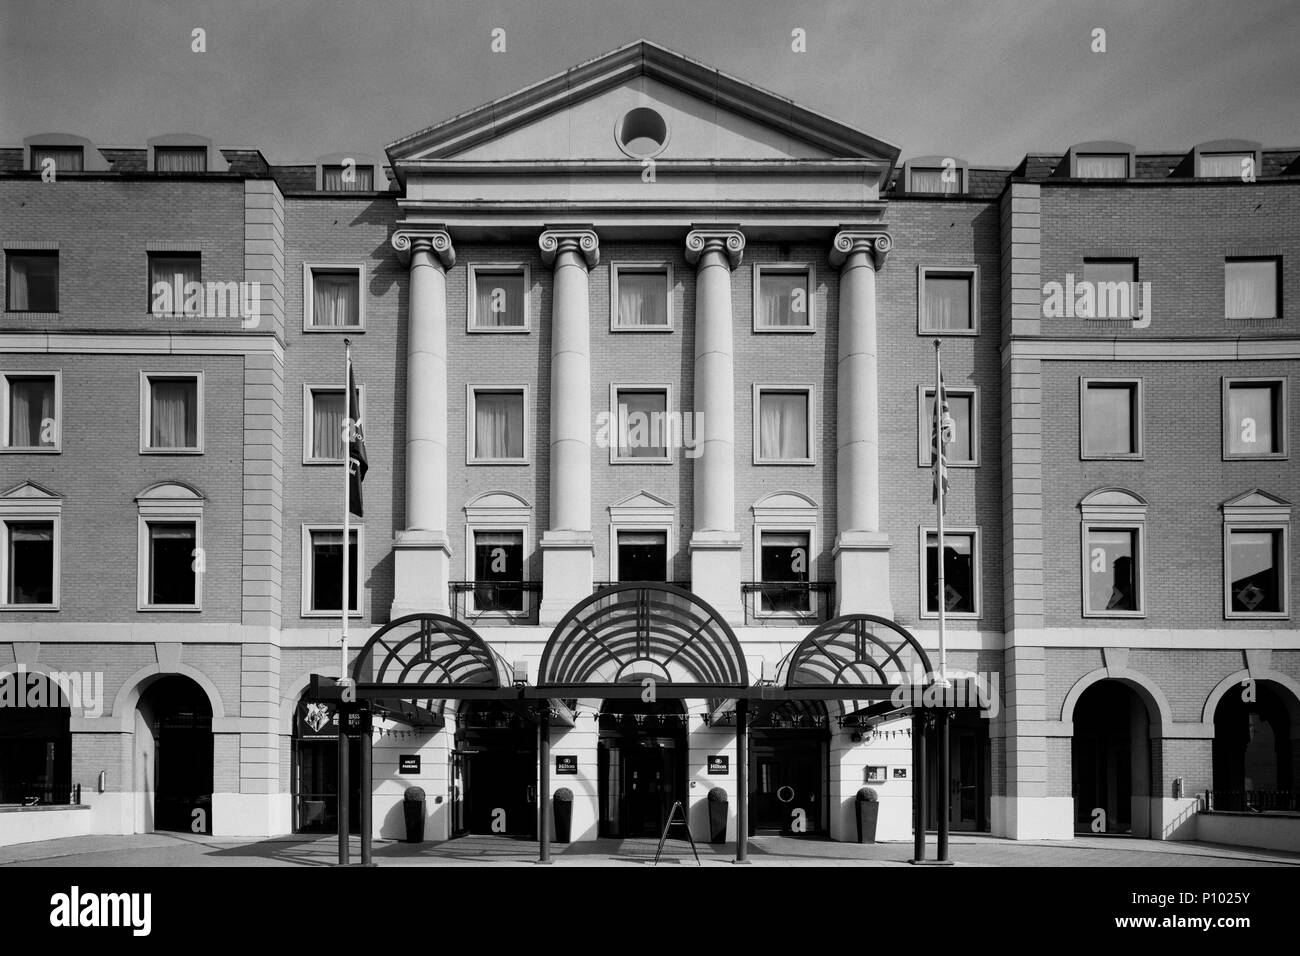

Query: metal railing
741;581;835;625
449;581;542;624
593;580;692;592
0;782;80;806
1202;789;1298;813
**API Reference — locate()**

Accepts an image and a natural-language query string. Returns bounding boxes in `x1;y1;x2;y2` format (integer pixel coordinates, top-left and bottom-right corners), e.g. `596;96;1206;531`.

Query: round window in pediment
616;107;669;159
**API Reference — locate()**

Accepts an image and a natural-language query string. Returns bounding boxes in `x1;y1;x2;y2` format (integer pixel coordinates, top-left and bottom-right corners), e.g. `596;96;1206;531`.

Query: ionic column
685;227;745;621
538;227;599;624
830;228;893;616
390;227;455;616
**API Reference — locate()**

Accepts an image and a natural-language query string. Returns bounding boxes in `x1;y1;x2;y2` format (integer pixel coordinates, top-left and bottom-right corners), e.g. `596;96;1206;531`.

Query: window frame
1079;377;1143;461
610;262;674;332
917;265;979;335
753;524;819;621
139;371;204;455
301;523;365;619
467;385;531;465
5;250;60;313
146;251;202;316
1222;492;1291;620
467;262;532;333
303;263;366;331
916;384;979;468
0;490;61;611
1222;376;1287;461
752;263;816;333
918;526;982;620
1223;257;1282;320
1078;490;1148;619
2;370;62;453
752;384;816;466
303;383;365;466
609;383;674;464
1072;153;1130;178
29;145;84;173
152;146;208;173
320;163;376;191
463;493;534;619
136;514;202;613
608;493;675;582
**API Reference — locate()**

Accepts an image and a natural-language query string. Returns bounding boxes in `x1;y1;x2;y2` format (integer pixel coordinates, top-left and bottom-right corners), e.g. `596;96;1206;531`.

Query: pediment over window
610;490;674;512
753;490;819;511
136;481;204;502
0;480;62;501
1079;487;1147;509
1222;488;1290;510
465;491;533;511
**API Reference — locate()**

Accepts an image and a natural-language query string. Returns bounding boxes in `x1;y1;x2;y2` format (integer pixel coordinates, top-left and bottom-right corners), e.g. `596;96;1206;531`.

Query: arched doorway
1213;681;1297;810
1071;680;1151;835
454;700;536;837
291;691;360;834
750;699;829;836
134;675;213;834
598;698;687;838
0;672;71;805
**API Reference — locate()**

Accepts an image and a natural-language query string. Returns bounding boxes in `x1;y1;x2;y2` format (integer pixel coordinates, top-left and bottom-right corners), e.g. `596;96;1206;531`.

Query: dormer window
1074;153;1128;178
30;146;83;173
155;147;207;172
323;164;374;190
909;167;961;193
1200;152;1251;178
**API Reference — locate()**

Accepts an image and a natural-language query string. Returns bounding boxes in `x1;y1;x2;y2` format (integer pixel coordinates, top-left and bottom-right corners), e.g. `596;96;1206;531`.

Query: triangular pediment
1222;488;1291;510
388;40;898;164
0;480;61;500
610;490;674;512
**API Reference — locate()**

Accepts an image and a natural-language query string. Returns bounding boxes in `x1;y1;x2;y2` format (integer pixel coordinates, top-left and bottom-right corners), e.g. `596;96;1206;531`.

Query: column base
391;530;452;618
539;532;595;625
833;531;892;617
690;533;742;623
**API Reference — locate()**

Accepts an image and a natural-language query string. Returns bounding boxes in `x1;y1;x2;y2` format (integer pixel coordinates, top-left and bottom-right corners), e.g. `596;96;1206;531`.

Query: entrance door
622;740;678;836
924;713;991;832
749;737;823;835
598;700;687;837
951;728;982;831
463;747;536;836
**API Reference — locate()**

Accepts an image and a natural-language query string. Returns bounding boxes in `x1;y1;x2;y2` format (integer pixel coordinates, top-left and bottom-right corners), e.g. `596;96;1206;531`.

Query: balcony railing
593;580;692;592
449;581;542;624
741;581;835;625
1202;789;1298;813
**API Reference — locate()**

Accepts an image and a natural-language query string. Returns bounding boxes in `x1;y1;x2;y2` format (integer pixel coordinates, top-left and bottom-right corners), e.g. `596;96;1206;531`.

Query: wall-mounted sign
399;755;421;774
866;765;887;784
555;754;578;775
707;755;729;775
892;767;909;780
296;701;369;740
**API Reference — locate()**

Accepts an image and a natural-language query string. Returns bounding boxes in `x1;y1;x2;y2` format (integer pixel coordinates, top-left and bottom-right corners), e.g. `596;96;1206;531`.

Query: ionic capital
685;228;745;269
539;228;600;268
829;229;892;270
392;228;455;269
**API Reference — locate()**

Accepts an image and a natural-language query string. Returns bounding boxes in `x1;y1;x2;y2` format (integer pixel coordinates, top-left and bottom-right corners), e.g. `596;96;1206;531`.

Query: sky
1;0;1297;167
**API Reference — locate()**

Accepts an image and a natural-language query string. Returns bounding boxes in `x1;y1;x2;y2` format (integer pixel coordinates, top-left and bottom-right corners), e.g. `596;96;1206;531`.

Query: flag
931;374;952;512
347;362;368;517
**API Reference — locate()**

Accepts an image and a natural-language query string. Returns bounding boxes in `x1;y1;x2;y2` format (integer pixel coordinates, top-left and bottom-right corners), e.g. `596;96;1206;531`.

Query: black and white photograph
0;0;1297;939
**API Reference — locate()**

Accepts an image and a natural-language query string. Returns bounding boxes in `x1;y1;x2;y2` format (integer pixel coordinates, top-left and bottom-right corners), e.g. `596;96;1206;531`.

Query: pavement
1;832;1299;867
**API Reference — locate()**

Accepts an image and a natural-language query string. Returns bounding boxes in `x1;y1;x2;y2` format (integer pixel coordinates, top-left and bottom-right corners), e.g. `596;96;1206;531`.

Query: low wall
0;805;93;847
1196;812;1300;853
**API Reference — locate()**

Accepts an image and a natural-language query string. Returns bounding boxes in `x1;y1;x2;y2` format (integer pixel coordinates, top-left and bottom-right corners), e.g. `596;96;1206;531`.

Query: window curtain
9;377;55;447
617;272;667;326
1228;386;1276;454
475;392;524;458
323;166;374;190
312;272;359;327
927;392;972;462
7;258;29;310
910;167;958;193
1082;385;1134;455
924;276;971;329
31;147;82;172
759;273;808;327
617;390;667;456
1225;261;1277;318
150;256;201;314
759;392;808;459
313;391;344;459
8;254;58;311
150;379;197;448
475;274;525;327
155;148;207;172
1201;153;1247;178
1075;154;1127;178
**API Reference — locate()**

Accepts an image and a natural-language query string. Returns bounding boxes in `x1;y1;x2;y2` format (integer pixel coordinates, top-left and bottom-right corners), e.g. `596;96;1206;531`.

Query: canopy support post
912;708;926;863
734;698;749;864
537;705;552;864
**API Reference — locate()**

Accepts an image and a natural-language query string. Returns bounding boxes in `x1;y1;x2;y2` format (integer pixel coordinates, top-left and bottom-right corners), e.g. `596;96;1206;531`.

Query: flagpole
934;338;948;687
342;338;351;683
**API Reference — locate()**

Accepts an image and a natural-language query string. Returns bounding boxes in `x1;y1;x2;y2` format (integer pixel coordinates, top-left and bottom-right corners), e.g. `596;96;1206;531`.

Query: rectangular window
612;266;671;329
309;389;345;461
1075;154;1128;178
473;530;524;612
919;387;976;466
923;530;978;616
322;165;374;190
909;167;962;193
760;531;810;612
1081;379;1141;459
1083;258;1136;287
470;388;527;462
1200;152;1251;178
5;520;55;606
919;268;976;333
1083;527;1142;614
470;267;528;330
3;373;59;451
1225;258;1280;319
307;267;362;329
755;266;813;330
1227;529;1283;614
308;528;359;614
147;521;197;607
755;388;812;463
148;253;201;316
613;387;669;461
155;147;207;172
1224;379;1285;458
30;146;83;172
142;373;201;452
617;530;668;582
6;251;59;312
